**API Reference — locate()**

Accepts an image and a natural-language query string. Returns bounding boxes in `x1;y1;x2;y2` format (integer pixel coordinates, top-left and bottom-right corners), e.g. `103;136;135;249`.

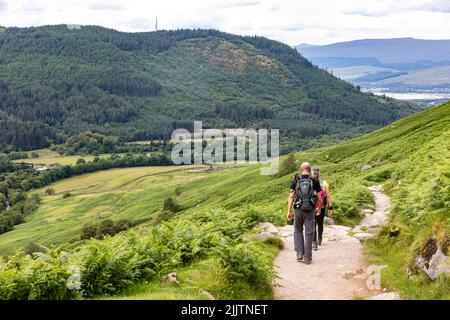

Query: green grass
0;165;207;255
365;236;450;300
101;260;218;300
102;241;279;300
0;102;448;299
11;149;116;165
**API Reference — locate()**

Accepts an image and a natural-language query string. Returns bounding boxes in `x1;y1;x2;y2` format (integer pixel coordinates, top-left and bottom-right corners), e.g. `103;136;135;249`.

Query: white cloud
122;17;154;31
216;0;260;9
0;0;449;45
344;0;450;17
0;0;7;11
89;2;124;11
20;1;44;13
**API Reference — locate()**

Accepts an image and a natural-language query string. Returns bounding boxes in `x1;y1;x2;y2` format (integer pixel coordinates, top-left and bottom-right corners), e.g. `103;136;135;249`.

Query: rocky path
272;185;400;300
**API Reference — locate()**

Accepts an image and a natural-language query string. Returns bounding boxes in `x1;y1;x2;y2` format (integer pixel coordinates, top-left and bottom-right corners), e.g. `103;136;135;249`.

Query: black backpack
295;176;316;211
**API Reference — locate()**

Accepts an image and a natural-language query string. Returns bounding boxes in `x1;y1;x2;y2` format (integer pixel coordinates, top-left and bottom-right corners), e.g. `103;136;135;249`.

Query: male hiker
312;166;333;250
287;162;324;264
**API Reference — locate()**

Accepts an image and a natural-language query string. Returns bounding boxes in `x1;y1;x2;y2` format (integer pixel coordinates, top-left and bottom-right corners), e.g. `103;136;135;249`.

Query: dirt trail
273;185;392;300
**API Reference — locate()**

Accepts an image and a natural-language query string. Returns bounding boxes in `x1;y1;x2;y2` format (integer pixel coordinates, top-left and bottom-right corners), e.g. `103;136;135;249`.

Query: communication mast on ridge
155;16;158;31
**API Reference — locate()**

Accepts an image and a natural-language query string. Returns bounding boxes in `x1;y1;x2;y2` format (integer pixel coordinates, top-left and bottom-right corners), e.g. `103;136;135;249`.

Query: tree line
51;131;173;155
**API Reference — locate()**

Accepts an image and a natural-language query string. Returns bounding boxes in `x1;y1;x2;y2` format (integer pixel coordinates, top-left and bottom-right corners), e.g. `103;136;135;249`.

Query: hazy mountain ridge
297;38;450;64
296;38;450;93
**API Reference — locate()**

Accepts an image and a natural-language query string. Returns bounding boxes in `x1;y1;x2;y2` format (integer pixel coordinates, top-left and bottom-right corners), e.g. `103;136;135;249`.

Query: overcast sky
0;0;449;45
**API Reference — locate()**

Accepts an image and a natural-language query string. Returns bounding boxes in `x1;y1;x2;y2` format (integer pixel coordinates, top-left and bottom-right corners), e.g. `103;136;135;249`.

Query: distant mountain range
296;38;450;93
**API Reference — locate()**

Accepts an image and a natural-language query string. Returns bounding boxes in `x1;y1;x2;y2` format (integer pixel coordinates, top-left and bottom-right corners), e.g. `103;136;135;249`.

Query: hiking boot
296;254;304;262
318;238;322;246
313;242;318;251
304;259;312;265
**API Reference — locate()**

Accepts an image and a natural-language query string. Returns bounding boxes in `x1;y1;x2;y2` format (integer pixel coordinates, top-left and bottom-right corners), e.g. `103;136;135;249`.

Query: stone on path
369;292;402;300
277;225;293;238
361;208;374;216
250;231;273;241
353;232;376;241
256;222;279;235
328;225;351;231
249;222;280;241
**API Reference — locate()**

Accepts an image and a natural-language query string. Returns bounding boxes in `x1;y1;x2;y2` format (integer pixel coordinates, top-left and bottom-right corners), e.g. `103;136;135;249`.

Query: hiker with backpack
312;166;333;250
287;162;324;264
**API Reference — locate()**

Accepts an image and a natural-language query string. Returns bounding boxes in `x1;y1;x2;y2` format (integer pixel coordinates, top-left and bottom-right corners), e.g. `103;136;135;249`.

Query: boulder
250;231;273;241
326;233;347;242
361;164;372;171
256;222;278;235
324;217;335;225
416;240;450;280
250;222;280;241
161;272;179;284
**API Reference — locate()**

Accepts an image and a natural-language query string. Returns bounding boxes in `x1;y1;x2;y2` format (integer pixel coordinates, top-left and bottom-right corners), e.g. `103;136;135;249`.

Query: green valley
0;102;448;300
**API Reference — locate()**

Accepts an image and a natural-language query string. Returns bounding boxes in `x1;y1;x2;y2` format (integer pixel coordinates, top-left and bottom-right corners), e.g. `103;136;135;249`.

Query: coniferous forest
0;25;418;153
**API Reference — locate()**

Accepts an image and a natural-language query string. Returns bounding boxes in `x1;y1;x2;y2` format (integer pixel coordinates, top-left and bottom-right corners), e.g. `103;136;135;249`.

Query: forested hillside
0;25;416;153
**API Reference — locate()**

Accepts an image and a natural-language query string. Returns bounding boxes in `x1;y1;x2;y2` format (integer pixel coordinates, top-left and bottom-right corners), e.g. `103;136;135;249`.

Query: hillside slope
0;25;416;152
0;102;448;299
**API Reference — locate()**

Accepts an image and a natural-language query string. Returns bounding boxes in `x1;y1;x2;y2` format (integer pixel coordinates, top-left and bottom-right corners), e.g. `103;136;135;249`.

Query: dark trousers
293;208;315;261
314;207;326;244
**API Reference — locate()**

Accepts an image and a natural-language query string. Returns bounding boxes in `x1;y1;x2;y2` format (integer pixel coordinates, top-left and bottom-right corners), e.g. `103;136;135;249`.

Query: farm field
11;149;111;166
0;165;213;255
